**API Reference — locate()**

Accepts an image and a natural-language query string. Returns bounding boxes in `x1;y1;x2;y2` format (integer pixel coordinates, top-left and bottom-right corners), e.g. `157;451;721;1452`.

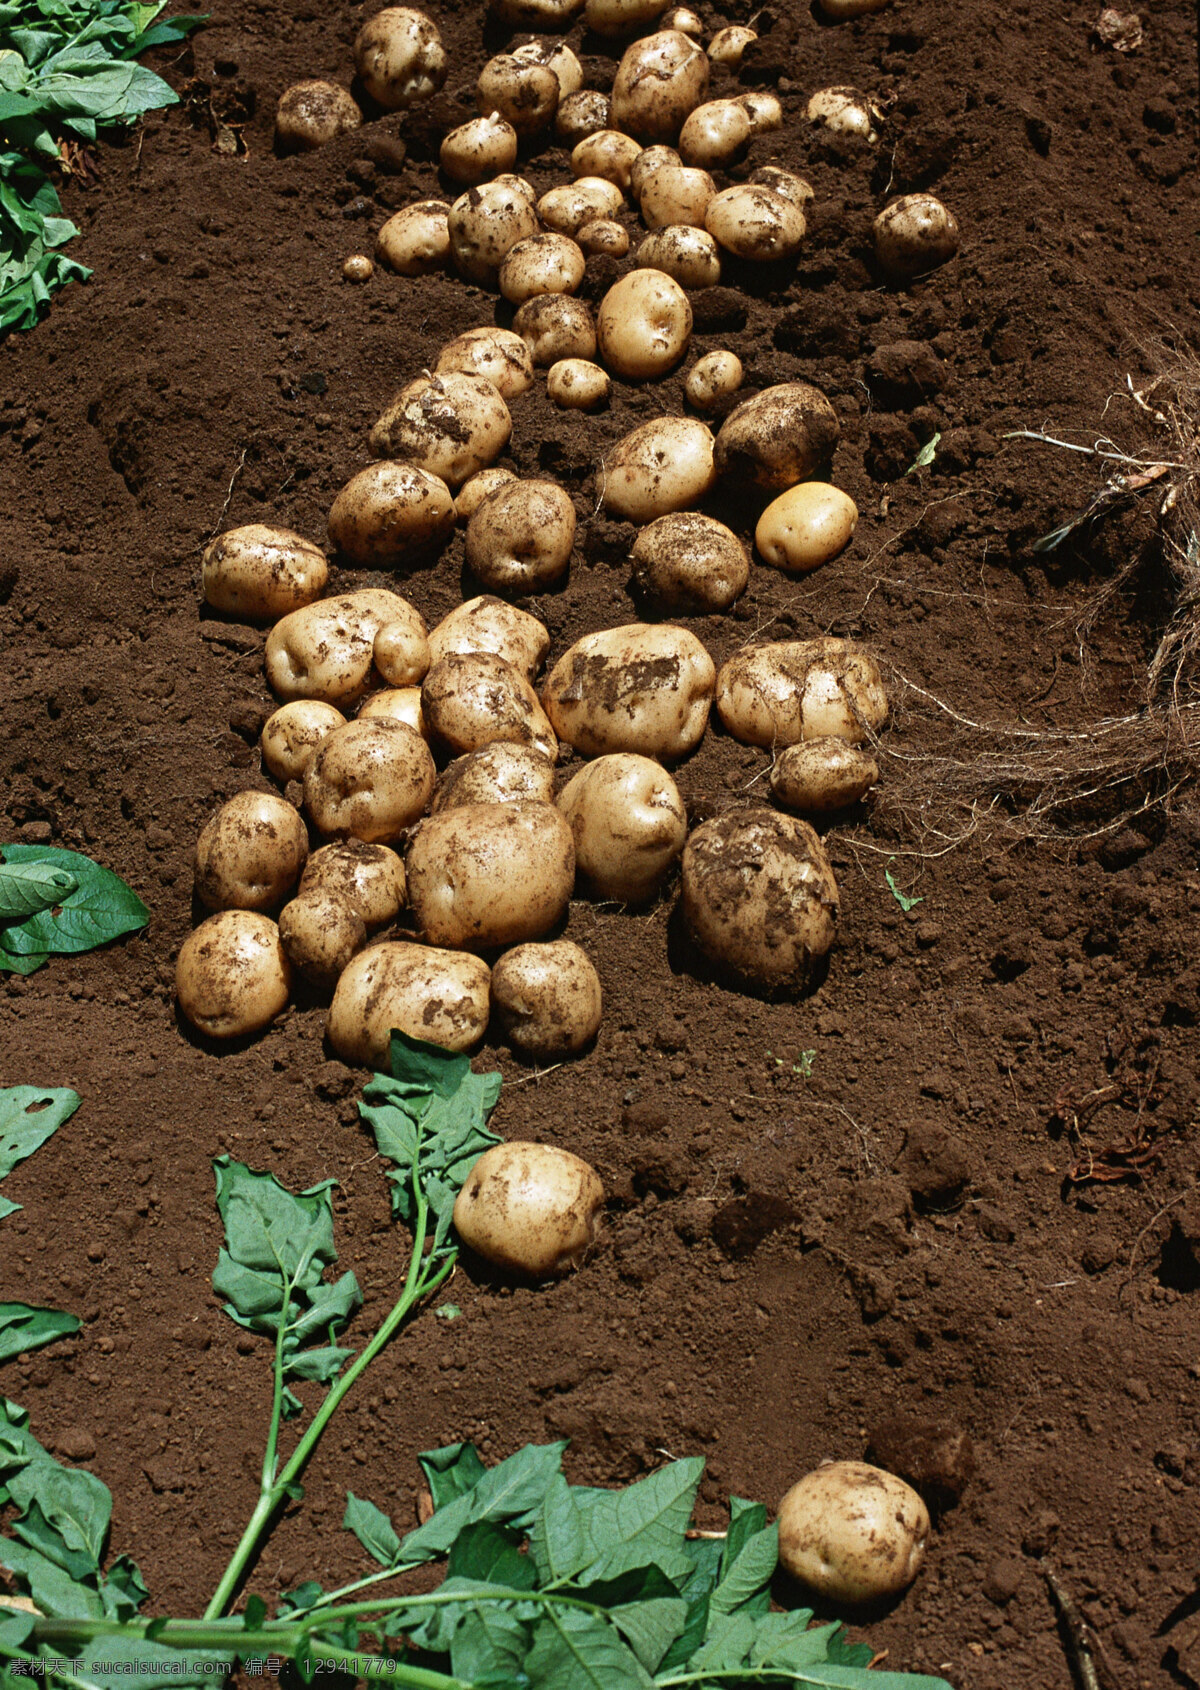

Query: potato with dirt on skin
537;178;624;237
749;165;812;209
261;701;347;783
492;941;602;1055
631;511;748;612
599;416;715;523
448;180;540;285
716;638;888;747
374;616;432;691
423;652;558;761
755;482;858;575
739;91;783;134
808;85;883;142
433;743;556;813
777;1461;929;1603
278;893;367;990
682;807;839;993
358;688;428;738
638;164;714;230
513;294;597;366
477;53;560;137
303;718;435;843
572;130;643;193
543;622;715;759
440;113;517;185
707;24;755;64
499;233;586;305
771;739;879;814
635;226;720;289
428;595;550;680
585;0;670;33
194;790;309;913
705;184;805;262
557;90;611;145
266;590;428;707
202;525;328;621
327;463;454;568
452;1142;603;1276
679;98;751;168
685;348;742;411
557;753;687;901
874;193;960;279
275;81;361;151
328;942;491;1064
455;467;517;522
354;7;446;110
436;328;533;402
375;201;451;276
300;840;407;926
176;911;291;1040
611;29;709;143
547;358;611;411
576;218;629;258
714;383;839;493
629;143;679;200
369;371;512;489
406;801;575;949
512;39;583;98
466;478;576;594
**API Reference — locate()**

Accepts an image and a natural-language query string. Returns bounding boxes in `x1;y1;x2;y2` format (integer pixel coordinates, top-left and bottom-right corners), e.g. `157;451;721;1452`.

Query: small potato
358;687;428;737
406;801;575;948
491;941;602;1054
873;193;960;278
512;39;583;99
662;5;703;32
572;130;643;193
429;595;550;680
716;638;888;746
266;589;427;706
478;54;559;137
194;790;309;913
547;358;611;411
537;178;624;237
456;466;518;521
453;1141;603;1276
275;81;361;151
597;268;691;379
807;85;882;142
423;652;558;760
327;463;454;566
679;98;751;168
770;739;879;813
738;91;783;134
707;24;755;64
513;294;597;366
375;200;450;276
374;618;431;688
755;482;858;575
705;184;805;261
686;348;743;410
448;180;540;285
585;0;670;33
176;911;291;1040
300;839;407;925
635;226;720;289
576;218;629;257
279;892;367;989
629;143;680;201
369;371;512;488
556;90;610;145
328;941;490;1063
343;253;374;283
749;165;813;209
611;30;709;143
354;7;446;109
303;718;436;842
681;807;839;992
466;478;576;594
639;163;714;229
436;327;534;402
599;415;715;523
542;622;714;758
434;743;556;812
631;510;748;612
202;525;328;622
777;1461;929;1604
714;382;839;492
262;701;347;783
439;113;517;185
557;752;687;901
499;233;586;304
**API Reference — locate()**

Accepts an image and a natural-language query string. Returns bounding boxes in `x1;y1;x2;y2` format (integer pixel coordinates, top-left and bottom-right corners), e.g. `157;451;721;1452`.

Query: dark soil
2;0;1199;1685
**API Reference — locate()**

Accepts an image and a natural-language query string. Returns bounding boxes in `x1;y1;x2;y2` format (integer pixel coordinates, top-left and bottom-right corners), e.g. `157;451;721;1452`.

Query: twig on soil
206;446;248;542
1042;1560;1120;1690
1122;1189;1188;1287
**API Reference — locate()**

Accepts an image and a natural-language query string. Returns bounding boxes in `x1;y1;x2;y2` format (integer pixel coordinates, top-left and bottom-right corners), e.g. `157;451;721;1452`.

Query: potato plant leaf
342;1493;401;1569
0;845;148;966
0;1301;80;1360
0;859;76;919
0;1084;80;1218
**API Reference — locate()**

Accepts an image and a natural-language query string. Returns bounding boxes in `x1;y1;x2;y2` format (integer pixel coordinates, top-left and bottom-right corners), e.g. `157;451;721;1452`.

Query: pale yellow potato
537;178;624;237
436;327;534;402
303;718;436;842
819;0;889;15
328;941;490;1063
499;233;586;304
423;652;558;760
512;39;583;98
874;193;960;278
556;90;610;145
777;1462;929;1603
279;891;367;989
375;200;451;276
300;839;407;925
807;85;882;141
630;510;748;611
770;739;879;813
585;0;669;32
194;790;309;913
635;226;720;289
599;416;715;522
202;525;328;621
406;801;575;948
629;143;680;201
433;743;556;812
358;687;428;738
573;130;643;193
749;165;813;209
275;81;362;151
597;269;691;379
755;482;858;575
465;478;576;593
557;752;687;901
714;383;839;492
478;53;559;136
707;24;755;64
686;348;742;410
513;294;597;366
343;254;374;283
682;807;839;992
493;173;538;204
739;91;783;134
429;596;550;680
543;622;714;758
638;163;714;229
261;701;347;783
576;218;629;257
266;590;427;706
679;98;751;168
453;1141;603;1276
327;463;454;566
705;184;805;261
611;30;709;142
448;180;540;284
715;638;888;746
176;911;291;1039
369;371;511;488
547;358;611;410
456;467;518;521
439;112;517;184
354;7;446;109
374;613;432;687
662;5;703;32
491;941;602;1054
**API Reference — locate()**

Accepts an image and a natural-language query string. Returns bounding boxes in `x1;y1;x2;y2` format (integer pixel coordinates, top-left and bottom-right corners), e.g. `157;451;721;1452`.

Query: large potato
770;739;879;813
436;327;534;401
490;940;602;1055
303;718;435;842
465;479;576;593
705;184;805;261
755;482;857;575
300;840;407;925
631;511;748;612
261;701;347;783
543;623;714;758
406;801;575;949
354;7;446;109
452;1142;603;1276
369;372;512;488
176;911;291;1040
681;808;839;992
713;383;839;493
448;180;540;285
376;201;451;276
557;753;687;902
433;744;556;812
597;269;692;380
327;942;491;1064
265;590;426;706
611;30;709;142
202;525;328;621
194;790;309;912
275;81;362;151
873;194;959;278
428;596;550;680
279;892;367;989
777;1461;930;1603
327;463;454;566
599;416;715;523
716;639;888;746
422;652;558;761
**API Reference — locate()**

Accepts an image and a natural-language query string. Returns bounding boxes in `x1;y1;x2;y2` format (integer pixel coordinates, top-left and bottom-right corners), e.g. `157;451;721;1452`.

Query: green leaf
418;1441;488;1513
607;1595;687;1672
6;1450;111;1566
277;1579;325;1617
0;1085;80;1194
0;1535;105;1619
435;1302;461;1321
343;1493;402;1568
389;1027;474;1098
529;1473;592;1585
525;1609;653;1690
707;1522;777;1624
449;1605;530;1686
0;1301;80;1360
63;1634;234;1690
99;1554;149;1621
0;860;76;919
576;1459;705;1586
400;1443;567;1564
884;861;923;913
448;1522;536;1591
0;846;148;957
903;432;941;476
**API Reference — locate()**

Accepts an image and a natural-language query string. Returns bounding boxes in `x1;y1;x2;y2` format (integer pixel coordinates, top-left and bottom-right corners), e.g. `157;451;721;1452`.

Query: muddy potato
597;268;692;379
873;193;959;278
493;172;538;205
662;4;702;31
682;807;839;992
439;112;517;184
499;232;586;304
611;30;709;143
777;1461;929;1603
453;1141;603;1276
376;200;451;275
358;688;428;737
466;479;576;594
513;294;597;366
749;165;813;209
707;23;755;64
543;622;714;758
328;941;490;1063
738;90;783;133
492;941;602;1054
755;482;858;574
456;466;518;521
679;98;751;167
705;183;805;261
629;142;679;200
369;371;511;488
546;357;611;411
327;463;454;567
447;180;540;285
354;7;446;109
429;596;550;680
176;911;291;1040
406;801;574;948
194;790;309;913
635;225;720;289
422;652;558;760
771;739;879;813
537;178;624;237
638;163;714;229
266;589;426;706
373;612;431;687
631;510;748;611
478;53;559;137
557;90;610;145
686;347;742;410
600;415;715;522
808;85;882;142
300;840;407;925
433;743;555;813
576;218;629;257
343;253;374;283
303;718;436;842
714;382;839;492
585;0;669;33
279;892;367;989
202;524;328;621
557;753;686;901
572;130;643;193
436;327;534;402
512;39;583;99
275;80;362;151
261;701;347;783
716;638;888;746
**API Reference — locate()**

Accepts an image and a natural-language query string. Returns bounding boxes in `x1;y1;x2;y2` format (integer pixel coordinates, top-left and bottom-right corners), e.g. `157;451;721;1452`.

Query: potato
599;416;715;523
354;7;446;109
358;688;427;737
423;652;558;761
513;294;597;366
376;200;451;276
686;348;742;410
440;113;517;185
576;218;629;257
631;511;748;612
492;0;584;23
629;143;680;201
547;358;612;410
611;30;709;143
557;90;611;145
343;254;374;283
807;85;882;142
499;233;586;304
369;371;511;488
437;328;534;402
194;790;309;912
327;463;454;566
429;596;550;680
328;941;490;1063
716;638;888;747
452;1142;603;1276
176;911;291;1040
770;739;879;813
512;39;583;98
266;590;427;706
705;184;805;261
662;5;703;32
477;53;559;137
202;525;328;622
300;839;407;925
738;91;783;134
755;482;858;574
585;0;669;33
433;743;556;812
707;24;755;64
279;892;367;989
275;81;361;152
537;178;624;237
679;98;751;168
749;165;813;209
873;193;960;278
374;615;431;688
543;622;714;758
465;479;576;594
303;718;436;842
406;801;575;949
261;701;347;783
573;130;643;193
777;1461;929;1603
448;180;540;285
714;383;839;492
638;163;714;229
681;807;839;992
456;466;518;521
635;226;720;289
491;941;602;1054
557;753;687;901
596;268;691;380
